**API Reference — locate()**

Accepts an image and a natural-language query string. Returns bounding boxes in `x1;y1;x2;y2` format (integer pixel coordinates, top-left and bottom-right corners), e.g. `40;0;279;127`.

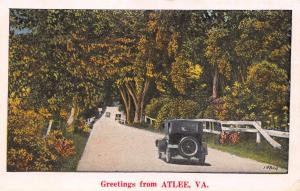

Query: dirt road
77;116;287;173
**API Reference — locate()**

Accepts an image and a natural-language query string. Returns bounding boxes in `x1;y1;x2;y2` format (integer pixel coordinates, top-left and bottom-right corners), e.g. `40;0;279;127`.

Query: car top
164;119;222;123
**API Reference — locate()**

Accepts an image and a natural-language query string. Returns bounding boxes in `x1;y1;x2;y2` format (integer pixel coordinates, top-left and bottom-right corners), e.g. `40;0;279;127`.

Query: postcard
1;0;300;191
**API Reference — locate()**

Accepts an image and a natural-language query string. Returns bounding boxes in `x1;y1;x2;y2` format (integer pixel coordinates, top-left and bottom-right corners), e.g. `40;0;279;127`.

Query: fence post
67;107;75;125
45;119;53;137
256;121;261;143
256;132;261;143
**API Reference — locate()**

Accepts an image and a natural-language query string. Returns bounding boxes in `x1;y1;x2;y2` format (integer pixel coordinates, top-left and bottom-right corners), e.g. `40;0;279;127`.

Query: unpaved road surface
77;116;287;173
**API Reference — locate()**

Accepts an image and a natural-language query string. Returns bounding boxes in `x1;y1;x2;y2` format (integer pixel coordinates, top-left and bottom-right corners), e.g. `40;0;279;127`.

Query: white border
1;1;300;191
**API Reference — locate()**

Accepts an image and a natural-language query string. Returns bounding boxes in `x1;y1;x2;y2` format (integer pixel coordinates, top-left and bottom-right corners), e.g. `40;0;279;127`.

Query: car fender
156;138;167;152
202;142;208;155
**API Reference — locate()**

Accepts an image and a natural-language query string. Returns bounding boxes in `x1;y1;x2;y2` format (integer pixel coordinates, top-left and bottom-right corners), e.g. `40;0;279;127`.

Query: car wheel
158;151;162;159
178;136;200;158
165;148;172;163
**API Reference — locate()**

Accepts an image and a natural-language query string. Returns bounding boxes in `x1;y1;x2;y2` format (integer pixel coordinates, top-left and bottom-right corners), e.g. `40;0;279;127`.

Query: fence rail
143;116;289;149
144;115;157;125
210;120;287;149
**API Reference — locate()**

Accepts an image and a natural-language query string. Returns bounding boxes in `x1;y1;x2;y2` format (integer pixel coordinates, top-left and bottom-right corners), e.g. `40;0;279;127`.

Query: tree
234;11;291;78
220;61;289;128
9;9;291;127
204;25;231;99
9;10;107;122
245;61;289;127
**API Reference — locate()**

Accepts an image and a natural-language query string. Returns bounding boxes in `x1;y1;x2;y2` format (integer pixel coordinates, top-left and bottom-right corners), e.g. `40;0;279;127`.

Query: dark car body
155;119;208;165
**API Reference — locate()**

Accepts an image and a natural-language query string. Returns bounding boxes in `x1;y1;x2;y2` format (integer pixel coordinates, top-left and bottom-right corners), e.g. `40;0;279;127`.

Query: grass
61;132;90;171
203;133;289;169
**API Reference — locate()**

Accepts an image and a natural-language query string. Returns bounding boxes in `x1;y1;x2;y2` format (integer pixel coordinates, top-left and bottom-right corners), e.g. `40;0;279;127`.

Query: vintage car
155;119;208;165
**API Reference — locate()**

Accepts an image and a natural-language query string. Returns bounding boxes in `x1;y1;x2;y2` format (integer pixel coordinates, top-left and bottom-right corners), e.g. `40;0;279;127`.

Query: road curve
77;116;287;173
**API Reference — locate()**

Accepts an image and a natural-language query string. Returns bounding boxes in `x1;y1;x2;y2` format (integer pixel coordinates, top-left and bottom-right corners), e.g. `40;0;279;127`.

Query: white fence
144;115;157;125
195;119;288;149
143;116;289;149
219;121;287;149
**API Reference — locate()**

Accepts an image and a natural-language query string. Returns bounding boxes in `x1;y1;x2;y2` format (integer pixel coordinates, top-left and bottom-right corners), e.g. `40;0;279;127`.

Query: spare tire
178;136;199;157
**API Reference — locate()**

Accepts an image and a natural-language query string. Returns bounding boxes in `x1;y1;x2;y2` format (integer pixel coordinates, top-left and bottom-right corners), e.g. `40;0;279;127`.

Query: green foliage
7;99;75;171
244;61;288;128
206;60;289;129
184;82;209;110
205;26;231;79
198;99;226;120
155;98;200;128
235;11;291;70
171;55;203;94
144;97;171;118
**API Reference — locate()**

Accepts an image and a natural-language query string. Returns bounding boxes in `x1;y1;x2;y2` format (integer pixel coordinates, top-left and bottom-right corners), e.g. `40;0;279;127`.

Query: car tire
158;151;162;159
178;136;200;158
165;148;172;163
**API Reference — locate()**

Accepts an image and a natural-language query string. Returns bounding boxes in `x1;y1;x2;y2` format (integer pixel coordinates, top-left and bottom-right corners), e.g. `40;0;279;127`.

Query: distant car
105;112;110;118
155;119;208;165
115;114;121;121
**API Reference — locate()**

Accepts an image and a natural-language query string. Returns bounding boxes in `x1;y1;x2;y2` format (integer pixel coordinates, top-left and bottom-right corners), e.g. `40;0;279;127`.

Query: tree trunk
139;79;150;122
133;98;142;123
132;85;143;124
125;79;150;124
119;85;132;123
126;91;131;123
212;68;219;99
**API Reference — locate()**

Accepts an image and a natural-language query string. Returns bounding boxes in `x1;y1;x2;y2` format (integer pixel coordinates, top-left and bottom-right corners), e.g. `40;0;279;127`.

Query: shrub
154;98;200;128
197;98;226;120
7;98;75;171
74;118;91;135
47;130;76;159
244;60;289;129
144;97;171;118
201;60;289;129
219;131;240;144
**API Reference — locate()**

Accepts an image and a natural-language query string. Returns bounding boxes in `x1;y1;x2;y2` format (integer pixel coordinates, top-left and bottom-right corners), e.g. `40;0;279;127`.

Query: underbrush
61;132;90;171
41;119;91;171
